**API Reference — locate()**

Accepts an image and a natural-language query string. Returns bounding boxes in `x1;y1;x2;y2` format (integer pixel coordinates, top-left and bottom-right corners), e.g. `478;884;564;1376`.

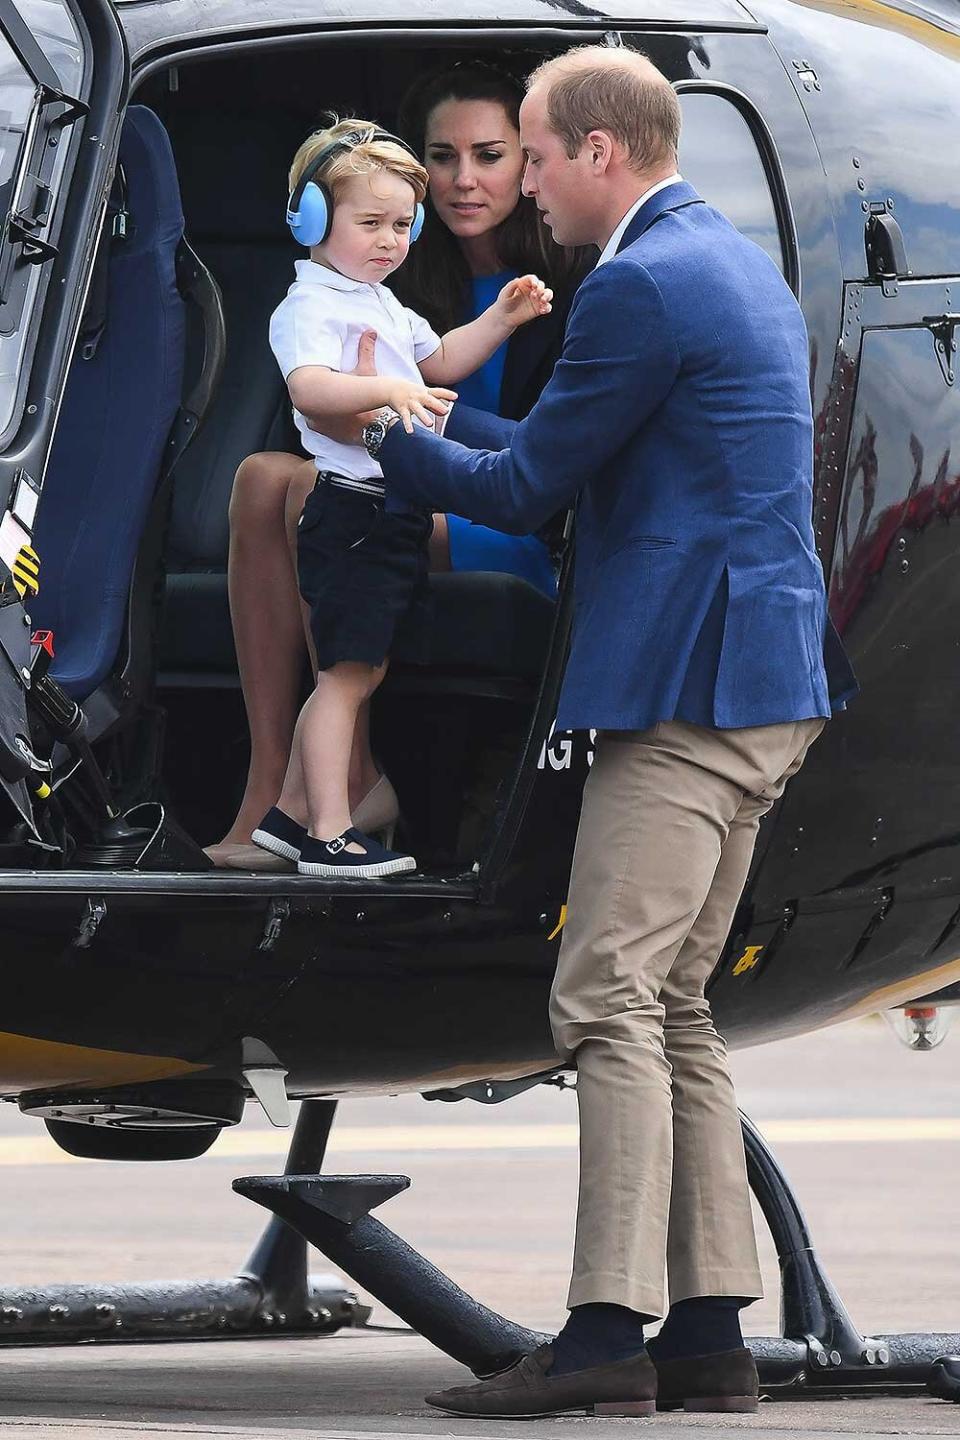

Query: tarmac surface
0;1016;959;1438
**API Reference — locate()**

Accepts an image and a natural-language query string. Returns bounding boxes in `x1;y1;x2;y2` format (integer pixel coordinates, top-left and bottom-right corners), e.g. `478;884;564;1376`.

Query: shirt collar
294;257;372;292
596;175;684;267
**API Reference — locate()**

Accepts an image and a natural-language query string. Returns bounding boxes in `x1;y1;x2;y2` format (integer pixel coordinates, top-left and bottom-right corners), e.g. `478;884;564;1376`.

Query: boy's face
315;170;417;282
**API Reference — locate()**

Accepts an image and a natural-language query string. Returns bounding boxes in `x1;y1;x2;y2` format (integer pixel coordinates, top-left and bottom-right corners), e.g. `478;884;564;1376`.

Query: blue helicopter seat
32;106;187;700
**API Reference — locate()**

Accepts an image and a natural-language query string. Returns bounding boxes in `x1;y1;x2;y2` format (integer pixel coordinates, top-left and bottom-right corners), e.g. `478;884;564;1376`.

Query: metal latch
922;314;959;386
791;58;821;92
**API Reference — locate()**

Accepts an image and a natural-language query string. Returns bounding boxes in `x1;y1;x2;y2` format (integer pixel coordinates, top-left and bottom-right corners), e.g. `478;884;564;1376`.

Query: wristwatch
362;407;399;459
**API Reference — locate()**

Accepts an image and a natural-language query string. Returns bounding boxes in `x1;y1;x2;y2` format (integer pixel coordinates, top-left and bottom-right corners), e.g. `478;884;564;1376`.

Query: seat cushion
159;569;554;683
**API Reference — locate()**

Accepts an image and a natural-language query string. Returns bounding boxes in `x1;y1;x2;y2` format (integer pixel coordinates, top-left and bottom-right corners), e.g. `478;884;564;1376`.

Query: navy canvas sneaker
298;827;416;879
251;806;307;862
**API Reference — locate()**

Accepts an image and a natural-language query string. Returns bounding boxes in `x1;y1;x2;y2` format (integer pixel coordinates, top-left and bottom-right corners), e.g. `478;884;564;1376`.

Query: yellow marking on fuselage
732;945;764;976
4;1116;960;1167
0;1030;206;1093
793;0;960;62
826;954;960;1028
548;905;567;941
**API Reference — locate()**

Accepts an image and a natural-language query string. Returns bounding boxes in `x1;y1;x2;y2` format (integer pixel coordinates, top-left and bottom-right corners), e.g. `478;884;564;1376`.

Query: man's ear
585;128;616;175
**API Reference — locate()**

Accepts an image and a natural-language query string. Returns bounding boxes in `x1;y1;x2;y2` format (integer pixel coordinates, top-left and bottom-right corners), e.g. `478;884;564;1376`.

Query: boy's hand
496;273;553;329
385;378;458;434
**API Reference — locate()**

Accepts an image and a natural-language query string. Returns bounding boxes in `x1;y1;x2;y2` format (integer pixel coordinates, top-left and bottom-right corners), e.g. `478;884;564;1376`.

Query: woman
208;62;587;867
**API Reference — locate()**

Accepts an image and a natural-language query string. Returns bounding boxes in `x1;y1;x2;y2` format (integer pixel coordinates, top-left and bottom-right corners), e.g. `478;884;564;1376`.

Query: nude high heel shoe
351;774;400;847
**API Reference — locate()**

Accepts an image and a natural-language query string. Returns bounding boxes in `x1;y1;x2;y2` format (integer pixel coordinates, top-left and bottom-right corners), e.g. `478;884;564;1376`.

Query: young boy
253;119;552;878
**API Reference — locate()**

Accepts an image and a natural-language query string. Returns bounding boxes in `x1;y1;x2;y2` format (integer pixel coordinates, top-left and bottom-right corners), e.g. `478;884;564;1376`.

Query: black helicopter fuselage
2;0;960;1130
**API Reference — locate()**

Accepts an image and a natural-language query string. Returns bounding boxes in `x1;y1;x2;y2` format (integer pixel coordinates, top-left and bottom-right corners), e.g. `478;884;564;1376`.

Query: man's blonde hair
288;117;428;205
527;47;681;172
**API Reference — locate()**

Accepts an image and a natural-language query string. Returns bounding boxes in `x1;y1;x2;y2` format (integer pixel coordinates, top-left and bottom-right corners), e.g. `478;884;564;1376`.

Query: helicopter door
0;0;127;831
751;279;960;963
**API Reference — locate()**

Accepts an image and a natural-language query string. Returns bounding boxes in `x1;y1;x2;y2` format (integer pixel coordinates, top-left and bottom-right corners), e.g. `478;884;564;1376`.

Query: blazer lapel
616;180;704;255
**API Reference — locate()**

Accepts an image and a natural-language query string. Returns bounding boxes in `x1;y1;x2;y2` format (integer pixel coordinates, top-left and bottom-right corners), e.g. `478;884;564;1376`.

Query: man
360;46;855;1418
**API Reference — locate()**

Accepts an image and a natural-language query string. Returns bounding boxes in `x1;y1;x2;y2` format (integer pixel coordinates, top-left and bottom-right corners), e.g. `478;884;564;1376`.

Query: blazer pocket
605;535;677;560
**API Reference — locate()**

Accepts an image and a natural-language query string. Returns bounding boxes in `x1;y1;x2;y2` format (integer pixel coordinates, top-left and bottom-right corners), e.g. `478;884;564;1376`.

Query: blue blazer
381;181;855;732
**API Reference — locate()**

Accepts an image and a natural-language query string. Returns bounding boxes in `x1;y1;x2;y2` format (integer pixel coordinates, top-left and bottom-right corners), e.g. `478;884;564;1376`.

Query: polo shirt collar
294;258;371;292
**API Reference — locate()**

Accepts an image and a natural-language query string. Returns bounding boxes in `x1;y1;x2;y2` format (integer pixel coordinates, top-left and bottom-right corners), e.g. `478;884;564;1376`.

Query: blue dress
444;271;557;598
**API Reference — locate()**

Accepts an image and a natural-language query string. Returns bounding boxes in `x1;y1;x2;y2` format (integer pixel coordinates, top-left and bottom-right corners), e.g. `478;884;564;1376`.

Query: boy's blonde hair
288;117;428;206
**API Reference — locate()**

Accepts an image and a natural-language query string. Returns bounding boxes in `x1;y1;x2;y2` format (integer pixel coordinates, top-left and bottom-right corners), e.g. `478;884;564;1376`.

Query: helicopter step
234;1172;549;1377
232;1110;960;1397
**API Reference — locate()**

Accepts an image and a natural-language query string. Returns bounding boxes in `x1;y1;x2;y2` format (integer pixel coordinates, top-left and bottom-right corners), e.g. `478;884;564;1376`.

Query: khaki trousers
550;717;823;1318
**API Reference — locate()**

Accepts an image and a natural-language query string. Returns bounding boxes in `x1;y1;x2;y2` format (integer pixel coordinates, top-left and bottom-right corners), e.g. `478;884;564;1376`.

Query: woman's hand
496;273;553;329
384;378;458;434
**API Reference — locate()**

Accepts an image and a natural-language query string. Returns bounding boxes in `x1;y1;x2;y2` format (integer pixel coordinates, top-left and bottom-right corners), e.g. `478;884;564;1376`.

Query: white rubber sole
297;854;417;878
251;827;302;862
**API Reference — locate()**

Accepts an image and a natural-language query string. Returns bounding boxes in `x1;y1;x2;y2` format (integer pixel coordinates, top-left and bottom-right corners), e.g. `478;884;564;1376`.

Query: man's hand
496;273;553;330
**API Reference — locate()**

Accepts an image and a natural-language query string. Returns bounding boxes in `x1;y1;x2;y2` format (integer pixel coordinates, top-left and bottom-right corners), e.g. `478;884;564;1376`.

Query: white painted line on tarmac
0;1426;512;1439
1;1116;960;1167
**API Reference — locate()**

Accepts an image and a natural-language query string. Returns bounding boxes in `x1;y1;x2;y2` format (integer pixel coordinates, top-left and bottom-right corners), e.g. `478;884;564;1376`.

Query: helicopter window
677;89;788;281
0;0;84;439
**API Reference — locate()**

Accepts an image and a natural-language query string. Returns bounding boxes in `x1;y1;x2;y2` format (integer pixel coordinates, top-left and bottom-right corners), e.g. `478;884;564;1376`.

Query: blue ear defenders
286;128;426;247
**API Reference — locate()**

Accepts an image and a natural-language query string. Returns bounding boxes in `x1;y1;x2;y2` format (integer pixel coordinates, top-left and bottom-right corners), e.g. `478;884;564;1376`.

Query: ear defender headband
286;128;426;248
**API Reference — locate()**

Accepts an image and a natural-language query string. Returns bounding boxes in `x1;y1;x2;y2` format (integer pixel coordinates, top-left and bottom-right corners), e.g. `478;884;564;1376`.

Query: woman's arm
288;365;455;434
420;275;553;385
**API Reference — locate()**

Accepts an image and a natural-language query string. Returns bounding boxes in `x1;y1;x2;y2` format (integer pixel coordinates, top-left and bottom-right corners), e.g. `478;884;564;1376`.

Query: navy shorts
297;474;432;672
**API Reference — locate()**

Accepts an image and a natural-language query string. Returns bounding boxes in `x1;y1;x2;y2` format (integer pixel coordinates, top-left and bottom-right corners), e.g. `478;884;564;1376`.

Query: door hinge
922;314;959;385
259;896;290;952
74;897;107;950
864;204;907;297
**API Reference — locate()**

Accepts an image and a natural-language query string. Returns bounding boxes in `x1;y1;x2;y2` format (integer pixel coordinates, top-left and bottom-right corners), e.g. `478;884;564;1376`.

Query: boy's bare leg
280;479;388;813
219;451;316;844
281;661;387;846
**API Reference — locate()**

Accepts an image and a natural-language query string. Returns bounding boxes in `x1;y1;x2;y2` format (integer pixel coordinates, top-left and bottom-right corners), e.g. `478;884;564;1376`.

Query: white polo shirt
269;258;442;481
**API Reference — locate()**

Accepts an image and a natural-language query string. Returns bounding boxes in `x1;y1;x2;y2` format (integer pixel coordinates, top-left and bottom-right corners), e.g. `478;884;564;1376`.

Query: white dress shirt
269;258;441;481
596;174;684;267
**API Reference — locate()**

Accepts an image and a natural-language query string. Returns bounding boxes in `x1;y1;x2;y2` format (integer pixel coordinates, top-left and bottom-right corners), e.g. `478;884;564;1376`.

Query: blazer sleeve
445;403;518;451
380;260;680;534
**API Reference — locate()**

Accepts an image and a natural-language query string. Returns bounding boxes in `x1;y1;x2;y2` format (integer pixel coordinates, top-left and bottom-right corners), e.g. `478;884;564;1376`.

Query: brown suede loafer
425;1343;656;1418
651;1345;759;1412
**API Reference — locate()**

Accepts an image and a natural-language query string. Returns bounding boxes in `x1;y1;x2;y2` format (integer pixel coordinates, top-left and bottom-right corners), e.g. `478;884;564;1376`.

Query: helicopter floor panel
0;869;478;899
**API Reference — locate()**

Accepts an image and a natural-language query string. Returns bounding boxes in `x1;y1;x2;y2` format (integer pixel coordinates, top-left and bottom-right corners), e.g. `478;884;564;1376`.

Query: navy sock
548;1302;649;1377
649;1296;747;1361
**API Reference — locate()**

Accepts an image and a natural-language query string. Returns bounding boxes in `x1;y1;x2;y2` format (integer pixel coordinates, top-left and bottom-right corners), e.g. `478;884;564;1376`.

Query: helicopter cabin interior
15;25;796;879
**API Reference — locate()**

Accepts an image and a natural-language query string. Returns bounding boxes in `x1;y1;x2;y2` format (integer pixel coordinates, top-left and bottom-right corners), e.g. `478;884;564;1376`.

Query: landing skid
1;1098;957;1403
0;1100;368;1345
233;1105;960;1397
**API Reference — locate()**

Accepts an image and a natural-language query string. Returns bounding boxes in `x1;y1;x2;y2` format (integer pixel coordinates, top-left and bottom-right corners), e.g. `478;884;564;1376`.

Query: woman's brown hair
391;61;588;334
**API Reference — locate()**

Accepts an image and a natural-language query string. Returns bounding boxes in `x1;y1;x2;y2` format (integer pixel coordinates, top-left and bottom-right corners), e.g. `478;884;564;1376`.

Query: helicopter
0;0;959;1404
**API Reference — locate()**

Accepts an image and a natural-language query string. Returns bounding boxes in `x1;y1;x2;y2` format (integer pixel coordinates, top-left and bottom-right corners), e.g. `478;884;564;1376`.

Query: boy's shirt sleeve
269;287;347;380
405;304;442;363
